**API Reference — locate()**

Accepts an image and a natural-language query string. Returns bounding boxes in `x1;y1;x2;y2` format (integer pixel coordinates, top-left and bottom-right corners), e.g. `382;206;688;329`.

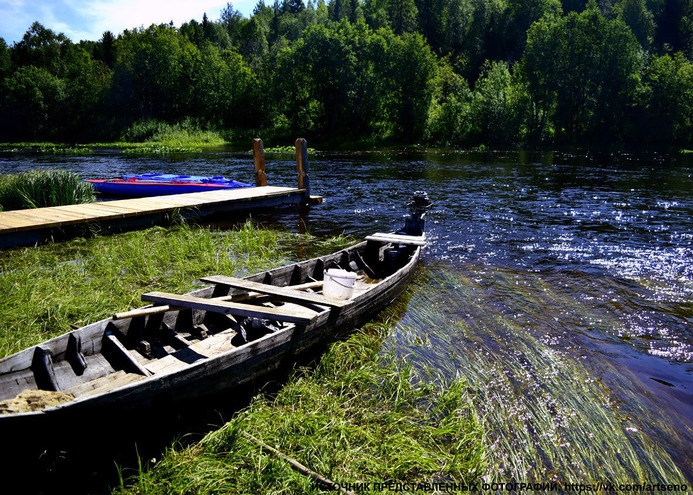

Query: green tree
519;1;642;143
470;61;526;145
641;52;693;145
505;0;562;61
238;16;270;62
0;66;66;139
11;22;71;77
111;24;198;123
0;38;11;79
385;31;438;140
426;57;474;145
92;31;117;68
654;0;693;59
273;22;357;136
61;45;112;139
613;0;655;50
1;23;111;141
387;0;419;34
441;0;507;81
414;0;449;54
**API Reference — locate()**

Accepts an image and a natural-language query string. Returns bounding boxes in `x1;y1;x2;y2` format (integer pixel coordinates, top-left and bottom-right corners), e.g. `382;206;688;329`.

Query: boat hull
0;238;423;438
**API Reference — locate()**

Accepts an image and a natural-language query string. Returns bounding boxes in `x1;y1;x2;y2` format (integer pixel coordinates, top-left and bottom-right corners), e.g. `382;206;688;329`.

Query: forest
0;0;692;148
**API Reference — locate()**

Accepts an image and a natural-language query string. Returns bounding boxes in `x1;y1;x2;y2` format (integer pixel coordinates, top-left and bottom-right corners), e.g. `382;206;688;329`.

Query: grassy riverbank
0;222;486;494
0;221;347;357
114;321;485;495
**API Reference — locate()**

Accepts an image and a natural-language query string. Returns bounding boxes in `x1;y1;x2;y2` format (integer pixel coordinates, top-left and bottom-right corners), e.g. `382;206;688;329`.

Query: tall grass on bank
114;323;485;495
120;119;226;153
0;221;352;358
0;169;95;211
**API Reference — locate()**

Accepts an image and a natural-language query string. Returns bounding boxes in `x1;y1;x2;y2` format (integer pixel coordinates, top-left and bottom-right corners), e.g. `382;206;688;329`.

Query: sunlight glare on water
2;148;692;485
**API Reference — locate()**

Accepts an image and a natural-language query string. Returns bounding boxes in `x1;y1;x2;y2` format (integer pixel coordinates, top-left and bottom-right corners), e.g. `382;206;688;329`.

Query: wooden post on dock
253;138;267;187
295;138;310;200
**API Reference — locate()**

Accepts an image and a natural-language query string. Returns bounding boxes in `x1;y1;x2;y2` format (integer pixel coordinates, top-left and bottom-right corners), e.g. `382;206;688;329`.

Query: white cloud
69;0;230;40
0;0;258;45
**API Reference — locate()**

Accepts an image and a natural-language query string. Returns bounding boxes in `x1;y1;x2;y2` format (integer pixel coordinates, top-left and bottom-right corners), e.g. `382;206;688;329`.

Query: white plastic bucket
323;269;357;299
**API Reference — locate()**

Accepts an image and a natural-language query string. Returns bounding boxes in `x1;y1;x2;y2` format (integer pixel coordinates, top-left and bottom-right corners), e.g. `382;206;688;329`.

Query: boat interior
0;237;421;412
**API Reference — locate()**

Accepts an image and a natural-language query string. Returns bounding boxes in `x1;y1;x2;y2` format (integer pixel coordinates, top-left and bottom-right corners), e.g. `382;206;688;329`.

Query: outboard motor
397;191;433;236
381;191;433;275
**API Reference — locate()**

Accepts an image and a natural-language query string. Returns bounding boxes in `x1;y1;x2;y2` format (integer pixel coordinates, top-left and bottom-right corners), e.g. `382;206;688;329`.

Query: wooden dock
0;139;321;248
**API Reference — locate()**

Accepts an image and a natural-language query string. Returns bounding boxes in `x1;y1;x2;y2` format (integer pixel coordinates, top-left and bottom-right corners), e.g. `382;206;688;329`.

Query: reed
382;264;688;486
0;169;95;211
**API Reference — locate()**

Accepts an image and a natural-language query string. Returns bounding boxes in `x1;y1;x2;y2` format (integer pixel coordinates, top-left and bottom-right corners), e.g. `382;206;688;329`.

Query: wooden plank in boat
141;292;318;325
104;333;153;376
200;275;352;308
113;295;235;319
365;232;426;246
145;329;237;375
67;370;145;398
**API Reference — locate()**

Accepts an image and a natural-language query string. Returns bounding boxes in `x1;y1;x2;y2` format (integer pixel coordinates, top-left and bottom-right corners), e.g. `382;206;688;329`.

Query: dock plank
0;186;314;246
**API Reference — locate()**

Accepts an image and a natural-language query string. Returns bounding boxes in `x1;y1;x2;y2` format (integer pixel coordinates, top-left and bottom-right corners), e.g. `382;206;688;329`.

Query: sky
0;0;258;46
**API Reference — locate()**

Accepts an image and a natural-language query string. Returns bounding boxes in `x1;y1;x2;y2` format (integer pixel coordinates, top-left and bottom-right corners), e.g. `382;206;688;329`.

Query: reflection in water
1;148;692;485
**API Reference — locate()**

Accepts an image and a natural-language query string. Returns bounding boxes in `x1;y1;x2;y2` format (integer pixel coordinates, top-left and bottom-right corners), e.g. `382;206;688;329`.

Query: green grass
0;143;94;154
0;221;352;358
0;169;96;211
0;221;487;494
119;119;226;152
113;323;485;495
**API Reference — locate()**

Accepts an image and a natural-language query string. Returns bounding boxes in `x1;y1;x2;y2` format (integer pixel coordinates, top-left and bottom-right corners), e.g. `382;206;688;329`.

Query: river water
1;148;692;488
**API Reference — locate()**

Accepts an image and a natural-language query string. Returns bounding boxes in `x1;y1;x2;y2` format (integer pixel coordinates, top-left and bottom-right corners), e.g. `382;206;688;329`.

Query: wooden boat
0;192;432;433
86;173;252;197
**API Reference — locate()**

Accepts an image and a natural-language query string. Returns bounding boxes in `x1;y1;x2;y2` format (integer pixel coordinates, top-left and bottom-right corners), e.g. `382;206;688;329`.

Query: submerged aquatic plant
382;263;689;486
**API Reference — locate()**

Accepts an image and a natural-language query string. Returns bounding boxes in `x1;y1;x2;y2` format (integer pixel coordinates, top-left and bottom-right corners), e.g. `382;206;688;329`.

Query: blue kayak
86;174;253;197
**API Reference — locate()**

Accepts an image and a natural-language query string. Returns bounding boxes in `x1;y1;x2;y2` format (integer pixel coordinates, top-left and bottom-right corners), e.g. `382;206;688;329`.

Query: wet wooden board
142;291;318;325
200;275;352;308
365;232;427;246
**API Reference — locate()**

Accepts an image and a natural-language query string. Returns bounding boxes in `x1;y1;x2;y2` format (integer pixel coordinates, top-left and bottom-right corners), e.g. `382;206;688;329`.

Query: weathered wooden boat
86;173;252;197
0;192;432;434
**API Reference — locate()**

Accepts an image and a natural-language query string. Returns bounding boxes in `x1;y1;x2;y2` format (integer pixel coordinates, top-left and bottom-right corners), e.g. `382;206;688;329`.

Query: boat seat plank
141;292;318;325
200;275;352;308
104;333;153;376
113;294;239;320
365;233;426;246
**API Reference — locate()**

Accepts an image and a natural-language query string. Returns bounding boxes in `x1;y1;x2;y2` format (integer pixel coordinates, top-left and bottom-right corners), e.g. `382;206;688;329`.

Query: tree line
0;0;692;148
